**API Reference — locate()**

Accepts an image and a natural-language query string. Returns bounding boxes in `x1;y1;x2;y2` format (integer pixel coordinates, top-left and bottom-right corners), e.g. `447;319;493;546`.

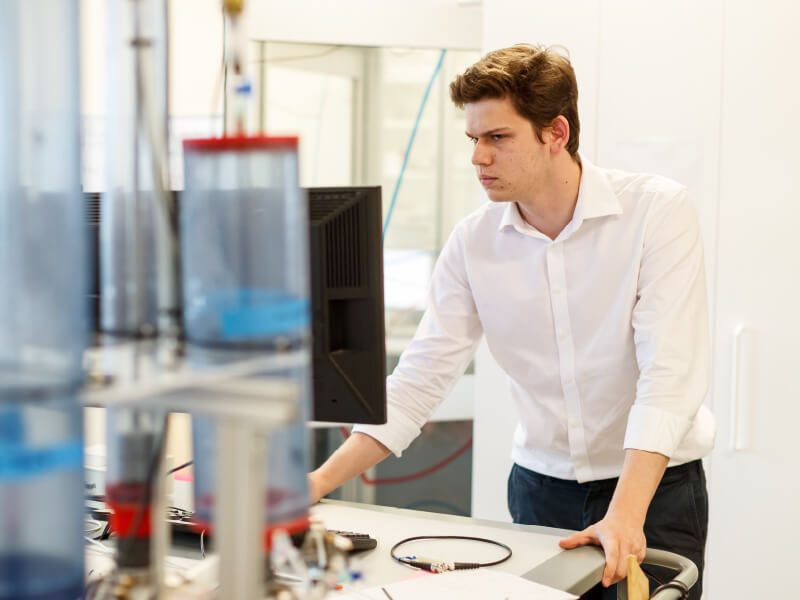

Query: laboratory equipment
100;0;175;339
0;395;85;600
180;137;309;350
221;0;250;135
181;136;312;580
192;405;311;546
97;1;177;592
0;1;87;598
188;349;312;547
104;408;167;570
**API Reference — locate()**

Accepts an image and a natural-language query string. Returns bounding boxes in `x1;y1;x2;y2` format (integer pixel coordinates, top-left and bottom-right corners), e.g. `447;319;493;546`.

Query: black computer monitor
306;186;387;425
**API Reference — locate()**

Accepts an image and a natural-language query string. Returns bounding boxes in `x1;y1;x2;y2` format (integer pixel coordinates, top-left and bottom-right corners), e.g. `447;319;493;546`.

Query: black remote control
327;530;378;552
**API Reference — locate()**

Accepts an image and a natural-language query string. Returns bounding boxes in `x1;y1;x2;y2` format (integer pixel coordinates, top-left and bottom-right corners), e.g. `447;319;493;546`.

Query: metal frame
616;548;698;600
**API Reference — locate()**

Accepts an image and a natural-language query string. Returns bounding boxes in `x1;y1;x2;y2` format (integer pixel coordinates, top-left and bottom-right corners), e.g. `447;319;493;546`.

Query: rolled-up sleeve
625;190;710;457
353;225;483;456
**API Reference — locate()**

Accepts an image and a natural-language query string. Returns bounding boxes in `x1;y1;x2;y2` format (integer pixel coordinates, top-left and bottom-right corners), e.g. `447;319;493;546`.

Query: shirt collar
499;198;530;232
498;156;623;236
573;157;623;222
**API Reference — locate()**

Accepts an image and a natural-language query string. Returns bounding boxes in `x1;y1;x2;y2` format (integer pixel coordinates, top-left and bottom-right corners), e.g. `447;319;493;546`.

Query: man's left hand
558;512;646;587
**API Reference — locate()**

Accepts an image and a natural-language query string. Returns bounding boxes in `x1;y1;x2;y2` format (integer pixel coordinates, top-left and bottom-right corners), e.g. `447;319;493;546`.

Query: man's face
465;96;551;204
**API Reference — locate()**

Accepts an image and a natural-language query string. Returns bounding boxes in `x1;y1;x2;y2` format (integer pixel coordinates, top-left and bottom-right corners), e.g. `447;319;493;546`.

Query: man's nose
472;140;492;166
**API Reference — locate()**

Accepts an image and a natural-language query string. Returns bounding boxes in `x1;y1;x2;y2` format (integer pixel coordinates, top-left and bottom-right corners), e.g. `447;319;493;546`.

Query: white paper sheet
335;568;578;600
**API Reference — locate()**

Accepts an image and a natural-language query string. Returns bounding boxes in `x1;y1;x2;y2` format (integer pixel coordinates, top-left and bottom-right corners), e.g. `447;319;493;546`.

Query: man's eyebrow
465;127;511;138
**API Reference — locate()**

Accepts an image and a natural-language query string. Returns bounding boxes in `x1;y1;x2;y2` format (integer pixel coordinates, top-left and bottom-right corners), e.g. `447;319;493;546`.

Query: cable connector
429;561;455;573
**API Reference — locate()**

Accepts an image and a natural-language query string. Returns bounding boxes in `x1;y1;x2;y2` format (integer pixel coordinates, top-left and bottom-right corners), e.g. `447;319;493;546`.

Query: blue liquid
183;288;309;345
0;553;83;600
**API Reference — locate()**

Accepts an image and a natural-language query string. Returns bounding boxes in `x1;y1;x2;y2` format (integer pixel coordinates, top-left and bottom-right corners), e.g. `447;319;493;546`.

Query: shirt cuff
351;402;423;457
623;404;694;457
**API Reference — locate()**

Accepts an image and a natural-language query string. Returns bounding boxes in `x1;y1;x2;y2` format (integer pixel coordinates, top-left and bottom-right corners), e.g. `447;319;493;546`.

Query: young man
309;44;714;599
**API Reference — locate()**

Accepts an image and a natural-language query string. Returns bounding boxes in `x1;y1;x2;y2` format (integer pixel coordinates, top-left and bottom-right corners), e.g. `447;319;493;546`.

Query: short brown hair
450;44;580;158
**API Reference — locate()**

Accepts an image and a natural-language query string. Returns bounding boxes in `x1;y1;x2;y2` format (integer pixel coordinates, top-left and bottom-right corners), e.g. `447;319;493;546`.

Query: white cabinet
704;2;800;598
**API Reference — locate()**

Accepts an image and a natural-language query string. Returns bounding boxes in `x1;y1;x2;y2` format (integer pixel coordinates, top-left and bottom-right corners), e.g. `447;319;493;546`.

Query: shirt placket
546;241;592;481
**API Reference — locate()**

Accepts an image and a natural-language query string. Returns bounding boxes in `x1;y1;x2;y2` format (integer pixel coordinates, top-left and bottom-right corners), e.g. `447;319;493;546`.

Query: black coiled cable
390;535;512;573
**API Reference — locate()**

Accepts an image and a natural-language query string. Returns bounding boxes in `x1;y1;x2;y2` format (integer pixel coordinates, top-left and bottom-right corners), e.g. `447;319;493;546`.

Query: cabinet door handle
730;324;751;451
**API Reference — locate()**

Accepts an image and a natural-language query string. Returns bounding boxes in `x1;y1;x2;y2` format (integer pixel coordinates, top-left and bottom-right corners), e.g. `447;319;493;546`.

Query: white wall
169;0;225;118
471;340;516;521
247;0;481;50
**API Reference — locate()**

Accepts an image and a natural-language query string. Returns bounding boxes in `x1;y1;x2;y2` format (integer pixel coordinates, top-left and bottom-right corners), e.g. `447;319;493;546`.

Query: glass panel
247;41;481;366
263;68;353;187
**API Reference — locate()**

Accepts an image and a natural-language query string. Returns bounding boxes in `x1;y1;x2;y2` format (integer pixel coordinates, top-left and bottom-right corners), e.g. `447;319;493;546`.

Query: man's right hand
305;431;392;506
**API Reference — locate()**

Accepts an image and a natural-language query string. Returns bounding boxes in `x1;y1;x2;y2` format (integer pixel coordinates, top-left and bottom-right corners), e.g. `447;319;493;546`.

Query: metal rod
258;40;266;135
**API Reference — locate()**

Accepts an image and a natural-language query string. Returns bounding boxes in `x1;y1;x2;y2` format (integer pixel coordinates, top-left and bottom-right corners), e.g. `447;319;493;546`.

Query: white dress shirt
354;158;716;482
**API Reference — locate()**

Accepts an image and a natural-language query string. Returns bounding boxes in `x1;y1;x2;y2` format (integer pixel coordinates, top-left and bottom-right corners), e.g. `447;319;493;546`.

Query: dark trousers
508;460;708;600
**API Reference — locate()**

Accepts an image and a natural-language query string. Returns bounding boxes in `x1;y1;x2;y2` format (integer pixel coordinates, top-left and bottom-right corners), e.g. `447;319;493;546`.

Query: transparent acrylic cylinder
0;1;87;597
0;393;85;600
191;366;311;543
181;137;311;544
100;0;170;336
180;137;309;349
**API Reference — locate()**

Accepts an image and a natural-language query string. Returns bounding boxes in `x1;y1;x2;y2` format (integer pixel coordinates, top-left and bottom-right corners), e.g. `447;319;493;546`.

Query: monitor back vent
325;203;361;289
310;196;350;222
86;193;101;226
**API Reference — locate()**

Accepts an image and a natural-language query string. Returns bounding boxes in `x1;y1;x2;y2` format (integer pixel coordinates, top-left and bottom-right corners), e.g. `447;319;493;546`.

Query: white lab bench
87;499;696;598
313;499;606;596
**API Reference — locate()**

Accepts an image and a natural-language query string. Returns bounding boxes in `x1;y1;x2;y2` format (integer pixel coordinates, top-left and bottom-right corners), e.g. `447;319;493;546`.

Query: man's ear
548;115;570;153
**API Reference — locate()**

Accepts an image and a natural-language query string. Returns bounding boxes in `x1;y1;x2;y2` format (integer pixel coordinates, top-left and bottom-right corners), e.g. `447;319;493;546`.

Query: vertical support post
217;420;267;600
151;432;169;598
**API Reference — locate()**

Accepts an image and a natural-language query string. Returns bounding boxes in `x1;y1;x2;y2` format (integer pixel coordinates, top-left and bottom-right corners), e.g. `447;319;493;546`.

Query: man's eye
491;134;504;141
468;137;478;144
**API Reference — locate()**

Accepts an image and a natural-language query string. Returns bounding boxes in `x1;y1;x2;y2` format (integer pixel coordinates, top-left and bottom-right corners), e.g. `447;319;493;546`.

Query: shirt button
564;377;573;385
553;287;563;294
559;330;568;340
